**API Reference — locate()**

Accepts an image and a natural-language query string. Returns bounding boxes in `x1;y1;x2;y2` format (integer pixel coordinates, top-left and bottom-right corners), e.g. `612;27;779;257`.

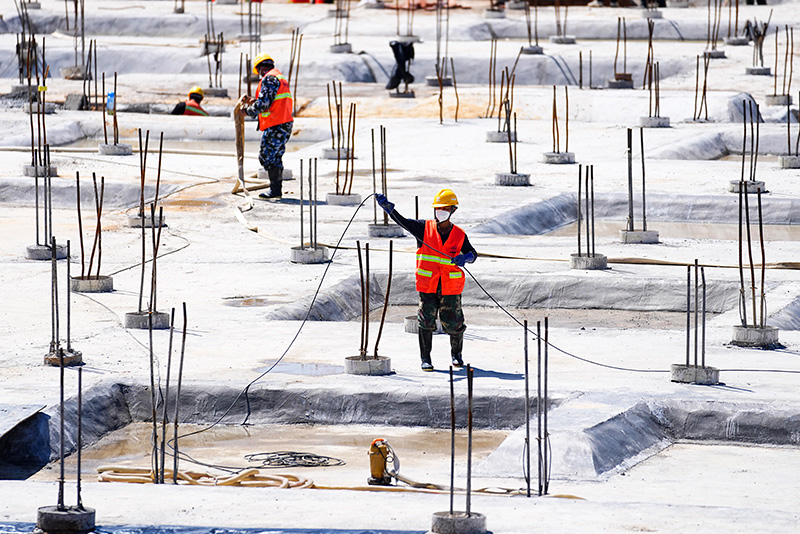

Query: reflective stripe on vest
256;68;294;130
415;220;466;296
183;99;208;117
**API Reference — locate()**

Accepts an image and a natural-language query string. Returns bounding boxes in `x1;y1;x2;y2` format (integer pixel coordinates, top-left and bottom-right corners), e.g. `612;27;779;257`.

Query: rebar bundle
576;164;595;258
204;32;224;89
333;0;351;46
288;29;303;115
685;260;707;368
372;126;390;225
693;55;710;121
524;0;539;47
551;85;569;154
299;158;320;250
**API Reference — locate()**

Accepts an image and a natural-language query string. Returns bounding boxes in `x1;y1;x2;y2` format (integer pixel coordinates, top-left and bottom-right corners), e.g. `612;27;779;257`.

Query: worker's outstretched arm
245;76;280;119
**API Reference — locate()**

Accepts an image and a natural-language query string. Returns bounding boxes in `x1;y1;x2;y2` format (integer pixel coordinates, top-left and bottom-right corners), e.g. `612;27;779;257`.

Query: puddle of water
254;360;344;376
546;220;800;241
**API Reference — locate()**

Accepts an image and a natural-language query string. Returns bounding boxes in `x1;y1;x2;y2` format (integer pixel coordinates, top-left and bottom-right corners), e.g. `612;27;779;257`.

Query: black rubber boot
259;166;282;199
450;332;464;367
419;328;434;371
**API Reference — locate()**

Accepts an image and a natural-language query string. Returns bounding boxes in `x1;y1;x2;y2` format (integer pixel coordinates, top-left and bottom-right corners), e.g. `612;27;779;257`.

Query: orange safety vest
416;220;466;295
256;68;293;130
183;99;208;117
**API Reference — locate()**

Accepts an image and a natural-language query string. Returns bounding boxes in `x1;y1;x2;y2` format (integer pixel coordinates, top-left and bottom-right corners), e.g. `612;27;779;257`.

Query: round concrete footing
543;152;575;164
394;35;421;43
11;84;37;98
779;155;800;169
173;6;184;13
99;143;133;156
215;0;237;4
237;34;259;42
483;8;505;18
44;349;83;367
506;0;526;8
203;87;228;98
745;66;771;76
765;94;792;106
521;45;544;55
570;253;607;270
665;0;689;6
326;192;362;206
728;180;766;194
639;116;670;128
328;9;349;17
620;230;659;244
703;49;726;59
726;36;749;46
27;103;56;115
495;172;530;186
607;78;634;89
364;1;385;8
22;2;41;9
549;35;576;45
38;505;95;534
257;168;294;181
404;315;443;334
345;356;392;376
290;246;329;264
670;364;720;385
389;91;415;98
368;223;405;237
128;212;167;228
641;10;662;18
330;43;352;53
60;65;88;80
23;164;58;177
322;147;354;160
425;76;453;87
431;511;487;534
731;325;779;347
70;275;113;293
26;244;67;261
124;311;171;330
486;130;516;143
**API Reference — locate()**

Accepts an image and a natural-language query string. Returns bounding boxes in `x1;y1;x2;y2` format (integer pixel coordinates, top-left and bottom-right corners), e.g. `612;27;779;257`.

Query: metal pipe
449;366;455;514
173;302;187;484
160;308;175;485
524;320;531;498
466;364;474;515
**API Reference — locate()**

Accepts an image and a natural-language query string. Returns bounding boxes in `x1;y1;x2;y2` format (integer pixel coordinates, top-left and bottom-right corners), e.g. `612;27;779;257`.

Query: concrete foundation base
26;244;67;261
23;164;58;177
290;245;329;264
215;0;237;4
70;275;113;293
368;223;405;237
128;212;167;228
236;34;259;43
321;147;354;160
394;35;421;43
639;116;670;128
257;168;294;181
665;0;689;6
99;143;133;156
486;130;516;143
60;65;88;80
607;78;634;89
728;180;766;194
328;9;349;17
745;66;771;76
27;103;56;114
22;1;41;9
326;192;362;206
124;311;171;330
670;364;720;385
704;49;726;59
431;511;487;534
483;9;505;18
330;43;352;53
11;84;37;98
726;36;750;46
731;325;779;347
641;10;662;19
44;348;83;367
173;6;184;13
506;0;526;9
521;45;544;55
389;91;415;98
543;152;575;164
620;230;659;244
364;1;385;8
203;87;228;98
425;76;453;87
37;505;95;534
549;35;576;45
404;315;443;334
765;94;792;106
495;172;530;186
779;155;800;169
570;253;608;270
345;356;392;376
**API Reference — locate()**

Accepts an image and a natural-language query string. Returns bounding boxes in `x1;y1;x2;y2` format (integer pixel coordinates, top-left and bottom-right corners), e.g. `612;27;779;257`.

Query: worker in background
376;189;477;372
239;53;293;200
171;86;209;116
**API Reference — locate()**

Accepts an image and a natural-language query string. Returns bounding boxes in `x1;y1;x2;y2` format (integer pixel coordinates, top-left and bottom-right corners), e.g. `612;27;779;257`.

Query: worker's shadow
436;365;524;381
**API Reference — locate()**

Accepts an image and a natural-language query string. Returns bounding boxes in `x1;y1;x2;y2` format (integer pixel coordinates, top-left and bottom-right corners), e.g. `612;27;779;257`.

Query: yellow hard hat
188;86;204;98
432;188;458;208
252;53;274;75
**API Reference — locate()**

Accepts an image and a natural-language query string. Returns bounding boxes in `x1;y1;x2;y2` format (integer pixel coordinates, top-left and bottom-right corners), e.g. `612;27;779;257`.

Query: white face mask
434;209;452;222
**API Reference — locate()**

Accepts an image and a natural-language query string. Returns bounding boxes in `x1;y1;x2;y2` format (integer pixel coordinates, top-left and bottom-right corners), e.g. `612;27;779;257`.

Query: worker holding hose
238;52;293;200
376;189;477;372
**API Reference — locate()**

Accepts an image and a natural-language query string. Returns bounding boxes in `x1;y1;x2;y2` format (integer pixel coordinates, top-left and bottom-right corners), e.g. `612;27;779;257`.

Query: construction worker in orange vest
171;86;209;116
239;53;294;200
376;189;477;372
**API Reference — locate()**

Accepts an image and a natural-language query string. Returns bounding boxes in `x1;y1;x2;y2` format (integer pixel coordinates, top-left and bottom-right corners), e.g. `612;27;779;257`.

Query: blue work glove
375;193;395;214
452;251;476;267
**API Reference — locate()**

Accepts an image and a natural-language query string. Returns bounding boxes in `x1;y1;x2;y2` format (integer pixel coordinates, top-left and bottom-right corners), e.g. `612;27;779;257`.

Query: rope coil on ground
97;465;313;488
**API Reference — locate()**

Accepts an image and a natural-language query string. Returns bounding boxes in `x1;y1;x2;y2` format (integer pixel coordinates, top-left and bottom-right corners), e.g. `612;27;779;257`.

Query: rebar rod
95;177;104;278
565;86;570;153
314;158;318;248
150;204;164;313
46;148;53;245
577;165;582;256
371;131;377;224
686;266;690;366
93;41;98;111
543;317;549;495
614;18;621;76
701;267;706;368
449;365;455;513
75;173;85;277
451;58;459;122
58;331;65;510
782;25;789;96
347;104;356;195
113;72;118;145
788;28;794;97
757;188;766;328
173;302;187;484
357;241;366;357
76;365;83;508
693;56;700;120
160;308;175;485
753;102;761;181
523;320;531;498
743;162;757;327
579;52;583;89
342;103;353;194
536;320;542;496
738;175;747;327
694;259;699;367
466;364;474;515
364;243;370;360
552;85;558;153
589;50;592;89
627;128;634;232
50;234;56;352
623;18;627;74
381;127;388;225
641;128;647;232
590;165;595;257
774;29;779;96
66;240;71;350
102;73;107;144
148;305;159;483
584;167;589;256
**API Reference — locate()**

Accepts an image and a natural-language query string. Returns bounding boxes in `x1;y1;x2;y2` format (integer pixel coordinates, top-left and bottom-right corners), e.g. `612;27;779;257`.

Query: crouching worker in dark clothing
376;189;477;372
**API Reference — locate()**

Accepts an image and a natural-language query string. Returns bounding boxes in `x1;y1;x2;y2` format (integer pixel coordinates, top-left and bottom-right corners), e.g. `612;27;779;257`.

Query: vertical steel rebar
627;128;634;232
371;130;377;224
694;259;699;367
57;333;65;510
590;165;595;257
641;128;647;232
577;165;582;256
365;243;370;359
701;267;706;368
536;320;542;496
76;365;83;508
543;317;549;495
66;240;71;351
357;241;366;357
148;306;159;483
686;265;691;366
160;308;176;485
300;160;304;247
523;320;531;498
173;302;187;484
449;366;455;514
466;364;474;515
757;188;766;328
584;167;589;256
374;241;392;359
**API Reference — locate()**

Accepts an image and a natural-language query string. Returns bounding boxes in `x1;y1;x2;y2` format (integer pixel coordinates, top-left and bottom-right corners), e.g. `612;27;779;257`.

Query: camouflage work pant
417;286;466;335
259;121;293;171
